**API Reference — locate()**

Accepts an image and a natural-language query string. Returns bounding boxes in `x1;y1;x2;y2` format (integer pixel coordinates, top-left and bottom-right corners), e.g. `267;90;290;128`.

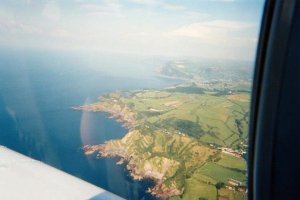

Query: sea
0;48;180;200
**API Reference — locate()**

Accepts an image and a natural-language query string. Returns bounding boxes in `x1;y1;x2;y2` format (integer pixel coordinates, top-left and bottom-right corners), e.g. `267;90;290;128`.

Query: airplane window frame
248;0;300;199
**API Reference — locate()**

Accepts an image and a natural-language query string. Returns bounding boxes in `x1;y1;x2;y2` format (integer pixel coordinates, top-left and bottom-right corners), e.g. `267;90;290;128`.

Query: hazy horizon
0;0;264;61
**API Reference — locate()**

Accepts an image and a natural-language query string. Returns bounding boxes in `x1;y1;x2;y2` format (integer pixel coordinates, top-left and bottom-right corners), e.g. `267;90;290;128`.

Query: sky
0;0;265;60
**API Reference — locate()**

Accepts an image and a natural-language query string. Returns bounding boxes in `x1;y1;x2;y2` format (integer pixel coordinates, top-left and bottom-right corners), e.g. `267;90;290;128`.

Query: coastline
154;67;190;82
72;101;183;199
72;89;248;200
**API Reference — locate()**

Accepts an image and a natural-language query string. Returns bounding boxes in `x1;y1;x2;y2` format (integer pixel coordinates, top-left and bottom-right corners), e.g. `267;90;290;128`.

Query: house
227;178;242;187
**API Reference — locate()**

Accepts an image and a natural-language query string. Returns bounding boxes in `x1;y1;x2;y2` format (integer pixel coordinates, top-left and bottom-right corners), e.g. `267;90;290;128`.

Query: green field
79;85;250;199
118;89;250;150
197;162;246;183
216;154;247;170
171;180;217;200
218;188;246;200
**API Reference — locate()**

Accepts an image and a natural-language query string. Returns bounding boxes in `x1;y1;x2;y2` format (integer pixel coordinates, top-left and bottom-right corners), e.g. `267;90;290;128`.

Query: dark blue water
0;48;178;199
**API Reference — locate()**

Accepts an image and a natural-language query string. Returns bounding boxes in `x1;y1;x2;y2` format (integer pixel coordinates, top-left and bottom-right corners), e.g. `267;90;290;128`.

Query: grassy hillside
119;89;249;149
76;86;249;199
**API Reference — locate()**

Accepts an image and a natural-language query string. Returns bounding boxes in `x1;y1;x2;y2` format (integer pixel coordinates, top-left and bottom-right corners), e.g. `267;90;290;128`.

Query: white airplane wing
0;146;124;200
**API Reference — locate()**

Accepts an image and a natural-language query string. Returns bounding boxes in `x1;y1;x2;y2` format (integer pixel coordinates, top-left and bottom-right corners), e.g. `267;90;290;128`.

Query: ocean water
0;49;179;199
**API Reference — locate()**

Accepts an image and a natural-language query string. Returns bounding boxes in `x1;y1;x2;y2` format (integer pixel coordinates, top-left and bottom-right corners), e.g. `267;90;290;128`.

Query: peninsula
72;84;249;199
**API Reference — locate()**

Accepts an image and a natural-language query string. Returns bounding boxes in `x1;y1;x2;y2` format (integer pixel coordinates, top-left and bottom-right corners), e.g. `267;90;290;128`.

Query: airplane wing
0;146;123;200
